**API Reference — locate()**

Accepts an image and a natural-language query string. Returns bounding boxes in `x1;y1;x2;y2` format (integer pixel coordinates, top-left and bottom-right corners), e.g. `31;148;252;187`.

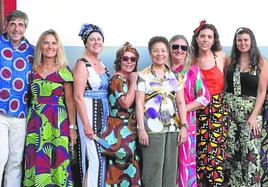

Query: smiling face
120;51;137;74
170;39;188;64
196;28;214;52
85;32;104;55
150;42;169;67
236;33;251;53
41;34;58;59
6;18;26;47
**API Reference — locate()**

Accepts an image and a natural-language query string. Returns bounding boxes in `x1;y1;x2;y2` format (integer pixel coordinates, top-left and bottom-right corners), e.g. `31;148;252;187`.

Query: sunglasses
171;44;188;52
121;56;137;63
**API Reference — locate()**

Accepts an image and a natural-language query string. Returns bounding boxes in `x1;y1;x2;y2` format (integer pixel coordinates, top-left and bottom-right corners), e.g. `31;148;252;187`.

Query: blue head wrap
78;23;104;43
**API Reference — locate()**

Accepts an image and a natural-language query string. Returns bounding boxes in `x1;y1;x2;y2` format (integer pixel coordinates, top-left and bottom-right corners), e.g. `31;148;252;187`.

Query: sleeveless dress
225;64;266;186
196;61;229;187
76;58;109;187
24;67;74;187
101;74;141;186
173;65;210;187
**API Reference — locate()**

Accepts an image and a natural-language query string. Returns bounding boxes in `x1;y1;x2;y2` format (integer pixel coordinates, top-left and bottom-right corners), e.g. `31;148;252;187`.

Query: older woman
191;20;229;186
136;36;187;187
101;42;141;186
24;29;77;186
73;24;109;187
224;27;268;186
169;35;210;187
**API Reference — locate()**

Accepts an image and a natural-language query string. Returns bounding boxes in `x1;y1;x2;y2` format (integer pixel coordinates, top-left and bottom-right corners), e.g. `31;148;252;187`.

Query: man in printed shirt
0;10;34;186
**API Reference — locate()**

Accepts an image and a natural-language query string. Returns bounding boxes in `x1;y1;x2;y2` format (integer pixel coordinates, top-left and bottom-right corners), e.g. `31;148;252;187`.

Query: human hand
178;127;187;145
247;115;260;137
129;72;138;84
70;129;78;149
138;129;149;146
84;125;94;139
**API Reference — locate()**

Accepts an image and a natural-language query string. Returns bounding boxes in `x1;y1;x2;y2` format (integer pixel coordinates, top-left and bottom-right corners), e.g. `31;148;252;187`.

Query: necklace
43;64;55;73
88;56;99;65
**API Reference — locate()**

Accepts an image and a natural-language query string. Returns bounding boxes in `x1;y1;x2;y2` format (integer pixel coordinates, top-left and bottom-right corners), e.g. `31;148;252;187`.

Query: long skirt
196;93;229;187
224;92;263;186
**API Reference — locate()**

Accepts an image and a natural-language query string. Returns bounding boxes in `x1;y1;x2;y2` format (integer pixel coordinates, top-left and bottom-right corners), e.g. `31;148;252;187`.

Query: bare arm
118;72;137;109
248;57;268;135
176;89;187;144
216;50;228;74
186;101;205;112
176;89;187;124
73;61;94;139
64;82;77;146
136;90;149;146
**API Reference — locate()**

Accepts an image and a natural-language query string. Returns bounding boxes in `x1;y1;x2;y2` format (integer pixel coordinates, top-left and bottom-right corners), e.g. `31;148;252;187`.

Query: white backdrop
18;0;267;47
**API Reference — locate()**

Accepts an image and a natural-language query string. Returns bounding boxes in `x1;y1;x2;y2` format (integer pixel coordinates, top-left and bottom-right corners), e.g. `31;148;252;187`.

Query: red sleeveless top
201;65;224;96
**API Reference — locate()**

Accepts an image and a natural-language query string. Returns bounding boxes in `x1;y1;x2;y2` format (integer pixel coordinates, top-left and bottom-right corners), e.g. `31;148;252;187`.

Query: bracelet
180;123;188;129
69;124;77;130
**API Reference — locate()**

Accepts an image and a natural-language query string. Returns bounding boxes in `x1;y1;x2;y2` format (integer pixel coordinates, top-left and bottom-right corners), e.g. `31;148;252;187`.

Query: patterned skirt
101;116;141;186
224;92;265;186
196;93;229;187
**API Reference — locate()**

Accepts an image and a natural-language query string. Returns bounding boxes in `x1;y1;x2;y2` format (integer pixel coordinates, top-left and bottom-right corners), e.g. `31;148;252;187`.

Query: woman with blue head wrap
79;24;104;45
73;23;109;187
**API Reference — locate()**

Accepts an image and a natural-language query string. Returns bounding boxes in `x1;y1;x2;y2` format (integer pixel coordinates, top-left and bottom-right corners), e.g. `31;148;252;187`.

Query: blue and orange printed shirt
0;33;34;118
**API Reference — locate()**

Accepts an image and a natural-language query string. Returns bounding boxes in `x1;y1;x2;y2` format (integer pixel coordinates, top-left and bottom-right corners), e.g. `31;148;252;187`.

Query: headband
193;20;206;33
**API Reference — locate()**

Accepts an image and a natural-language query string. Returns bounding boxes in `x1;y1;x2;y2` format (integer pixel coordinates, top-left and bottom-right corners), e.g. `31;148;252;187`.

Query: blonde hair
33;29;68;70
169;35;193;71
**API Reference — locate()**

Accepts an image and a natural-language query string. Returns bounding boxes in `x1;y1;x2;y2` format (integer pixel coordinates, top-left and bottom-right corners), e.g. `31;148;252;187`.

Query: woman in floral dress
24;29;77;187
224;27;268;186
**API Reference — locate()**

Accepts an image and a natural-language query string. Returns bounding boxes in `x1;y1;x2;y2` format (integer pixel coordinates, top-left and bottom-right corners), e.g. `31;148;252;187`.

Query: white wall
18;0;268;47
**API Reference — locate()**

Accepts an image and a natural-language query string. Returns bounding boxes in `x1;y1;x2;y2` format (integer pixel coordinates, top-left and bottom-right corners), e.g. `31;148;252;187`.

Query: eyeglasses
171;44;188;52
121;56;137;63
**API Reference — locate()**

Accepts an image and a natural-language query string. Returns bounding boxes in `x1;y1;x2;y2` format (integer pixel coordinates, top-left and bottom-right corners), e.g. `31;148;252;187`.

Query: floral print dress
225;64;264;186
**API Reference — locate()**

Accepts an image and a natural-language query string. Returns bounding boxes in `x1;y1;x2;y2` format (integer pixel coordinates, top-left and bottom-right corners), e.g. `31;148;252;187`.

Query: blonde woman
169;35;210;187
24;29;77;186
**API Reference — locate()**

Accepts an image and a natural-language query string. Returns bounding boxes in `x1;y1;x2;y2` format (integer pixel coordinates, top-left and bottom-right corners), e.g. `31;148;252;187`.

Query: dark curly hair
191;23;222;58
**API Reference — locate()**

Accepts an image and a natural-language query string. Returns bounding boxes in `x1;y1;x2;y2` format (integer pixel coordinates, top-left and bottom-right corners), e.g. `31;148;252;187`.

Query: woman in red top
191;20;229;187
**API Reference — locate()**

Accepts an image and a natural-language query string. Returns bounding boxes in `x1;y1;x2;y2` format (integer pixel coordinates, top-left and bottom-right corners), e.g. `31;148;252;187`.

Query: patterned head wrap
114;42;139;72
78;23;104;43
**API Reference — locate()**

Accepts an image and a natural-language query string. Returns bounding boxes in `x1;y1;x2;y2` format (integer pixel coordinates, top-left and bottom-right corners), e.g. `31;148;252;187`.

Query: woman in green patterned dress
225;27;268;186
24;29;77;187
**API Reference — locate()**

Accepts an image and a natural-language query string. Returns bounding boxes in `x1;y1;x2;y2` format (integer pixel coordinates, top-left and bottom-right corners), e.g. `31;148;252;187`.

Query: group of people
0;10;267;187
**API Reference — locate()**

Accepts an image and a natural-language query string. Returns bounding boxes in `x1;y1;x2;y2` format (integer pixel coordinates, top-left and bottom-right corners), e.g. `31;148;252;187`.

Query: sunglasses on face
171;44;188;52
121;56;137;63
